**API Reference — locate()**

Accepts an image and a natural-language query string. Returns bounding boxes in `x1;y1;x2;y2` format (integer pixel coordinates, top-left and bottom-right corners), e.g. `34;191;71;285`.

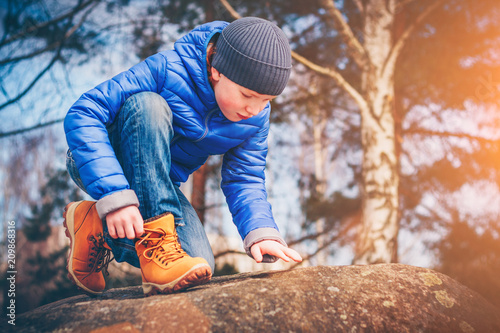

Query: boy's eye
242;92;251;98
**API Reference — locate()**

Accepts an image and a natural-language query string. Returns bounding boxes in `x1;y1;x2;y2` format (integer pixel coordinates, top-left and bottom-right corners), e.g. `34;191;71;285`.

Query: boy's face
211;67;276;122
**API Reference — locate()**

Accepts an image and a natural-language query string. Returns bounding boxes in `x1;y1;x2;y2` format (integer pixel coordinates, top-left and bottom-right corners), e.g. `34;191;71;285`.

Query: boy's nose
245;103;265;116
245;106;258;116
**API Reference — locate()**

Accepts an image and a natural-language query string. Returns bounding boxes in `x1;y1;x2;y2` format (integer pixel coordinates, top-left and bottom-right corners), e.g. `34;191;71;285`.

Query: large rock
10;264;500;332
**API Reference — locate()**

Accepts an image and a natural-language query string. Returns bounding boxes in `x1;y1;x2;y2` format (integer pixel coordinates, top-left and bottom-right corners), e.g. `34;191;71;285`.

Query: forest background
0;0;499;313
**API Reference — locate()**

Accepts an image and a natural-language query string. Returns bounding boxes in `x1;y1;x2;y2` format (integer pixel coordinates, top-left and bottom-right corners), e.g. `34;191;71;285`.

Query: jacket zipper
171;134;180;146
170;108;218;146
194;108;218;143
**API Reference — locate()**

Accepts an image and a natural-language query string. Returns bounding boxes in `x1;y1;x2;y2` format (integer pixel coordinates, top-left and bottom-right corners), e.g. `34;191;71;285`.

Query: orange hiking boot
136;213;211;295
63;201;112;295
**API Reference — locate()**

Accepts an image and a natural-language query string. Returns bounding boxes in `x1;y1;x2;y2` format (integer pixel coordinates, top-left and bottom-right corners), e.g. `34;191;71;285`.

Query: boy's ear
211;66;221;82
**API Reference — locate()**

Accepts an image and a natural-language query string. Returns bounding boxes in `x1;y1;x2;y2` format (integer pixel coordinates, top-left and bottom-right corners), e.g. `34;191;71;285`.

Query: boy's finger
276;249;290;262
135;227;144;238
116;226;125;239
251;244;263;263
283;247;302;262
268;246;289;262
134;220;144;237
108;227;118;239
125;224;136;240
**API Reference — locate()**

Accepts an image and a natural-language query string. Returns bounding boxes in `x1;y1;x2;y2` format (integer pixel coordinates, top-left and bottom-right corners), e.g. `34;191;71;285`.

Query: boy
63;17;302;296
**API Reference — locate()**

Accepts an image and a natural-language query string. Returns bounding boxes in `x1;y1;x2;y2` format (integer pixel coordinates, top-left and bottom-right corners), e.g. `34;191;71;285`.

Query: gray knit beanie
212;17;292;96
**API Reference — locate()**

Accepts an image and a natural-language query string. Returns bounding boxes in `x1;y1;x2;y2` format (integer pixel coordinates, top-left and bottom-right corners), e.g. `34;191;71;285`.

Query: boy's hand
250;240;302;263
106;205;144;239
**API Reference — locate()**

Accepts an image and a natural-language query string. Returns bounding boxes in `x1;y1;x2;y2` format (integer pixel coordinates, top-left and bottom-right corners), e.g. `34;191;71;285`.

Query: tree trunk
204;0;215;22
192;163;207;225
353;0;399;264
312;100;328;265
190;1;216;226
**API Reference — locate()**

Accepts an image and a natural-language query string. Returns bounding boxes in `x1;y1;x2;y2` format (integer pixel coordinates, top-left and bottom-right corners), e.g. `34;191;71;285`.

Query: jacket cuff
243;227;287;263
96;189;140;219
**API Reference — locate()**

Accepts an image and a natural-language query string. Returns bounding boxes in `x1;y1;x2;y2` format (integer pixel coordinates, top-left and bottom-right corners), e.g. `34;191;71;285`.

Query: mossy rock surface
9;264;500;332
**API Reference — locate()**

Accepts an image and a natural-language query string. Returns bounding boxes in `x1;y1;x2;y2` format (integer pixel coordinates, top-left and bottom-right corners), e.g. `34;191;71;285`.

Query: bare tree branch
403;128;500;144
291;214;361;268
352;0;364;14
0;0;98;47
0;41;60;65
290;232;339;269
213;249;246;259
0;49;62;111
395;0;418;13
0;2;98;111
290;213;359;267
219;0;241;19
287;229;332;247
292;51;369;113
0;118;63;139
318;0;369;69
382;0;447;82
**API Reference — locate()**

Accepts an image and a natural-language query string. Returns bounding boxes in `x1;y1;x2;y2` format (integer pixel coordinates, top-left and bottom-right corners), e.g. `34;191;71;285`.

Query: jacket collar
174;21;229;111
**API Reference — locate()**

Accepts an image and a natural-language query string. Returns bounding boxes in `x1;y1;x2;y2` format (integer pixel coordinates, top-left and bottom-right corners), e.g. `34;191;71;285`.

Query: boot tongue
144;213;176;234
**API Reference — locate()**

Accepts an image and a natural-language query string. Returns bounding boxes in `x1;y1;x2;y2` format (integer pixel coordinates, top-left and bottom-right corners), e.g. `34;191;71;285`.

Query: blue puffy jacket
64;21;285;251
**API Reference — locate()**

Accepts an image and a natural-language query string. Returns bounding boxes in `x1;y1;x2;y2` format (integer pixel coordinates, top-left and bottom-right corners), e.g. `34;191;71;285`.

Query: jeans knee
121;92;173;129
66;149;88;194
207;254;215;273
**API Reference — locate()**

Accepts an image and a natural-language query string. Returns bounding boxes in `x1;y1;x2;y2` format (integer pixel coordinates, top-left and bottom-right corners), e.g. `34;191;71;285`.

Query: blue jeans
66;92;214;271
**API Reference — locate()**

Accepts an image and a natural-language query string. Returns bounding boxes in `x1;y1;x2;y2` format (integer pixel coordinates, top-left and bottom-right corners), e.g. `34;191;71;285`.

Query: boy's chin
222;112;243;122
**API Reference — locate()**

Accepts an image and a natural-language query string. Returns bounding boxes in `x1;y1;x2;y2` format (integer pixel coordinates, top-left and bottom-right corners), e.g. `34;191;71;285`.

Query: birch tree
295;0;448;264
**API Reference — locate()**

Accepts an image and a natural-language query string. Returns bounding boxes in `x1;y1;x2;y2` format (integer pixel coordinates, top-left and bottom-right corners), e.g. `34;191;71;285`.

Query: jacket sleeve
221;112;286;262
64;52;168;216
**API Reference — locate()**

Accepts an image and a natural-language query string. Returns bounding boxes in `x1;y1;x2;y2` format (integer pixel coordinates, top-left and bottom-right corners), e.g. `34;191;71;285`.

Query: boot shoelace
137;228;186;265
88;233;114;277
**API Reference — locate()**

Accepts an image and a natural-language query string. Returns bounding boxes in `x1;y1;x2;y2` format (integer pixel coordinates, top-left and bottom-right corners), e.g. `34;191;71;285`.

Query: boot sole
63;201;103;296
143;263;212;296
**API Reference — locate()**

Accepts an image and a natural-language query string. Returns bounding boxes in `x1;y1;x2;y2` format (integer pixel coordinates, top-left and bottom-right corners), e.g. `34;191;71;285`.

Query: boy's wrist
96;189;139;219
243;227;286;263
